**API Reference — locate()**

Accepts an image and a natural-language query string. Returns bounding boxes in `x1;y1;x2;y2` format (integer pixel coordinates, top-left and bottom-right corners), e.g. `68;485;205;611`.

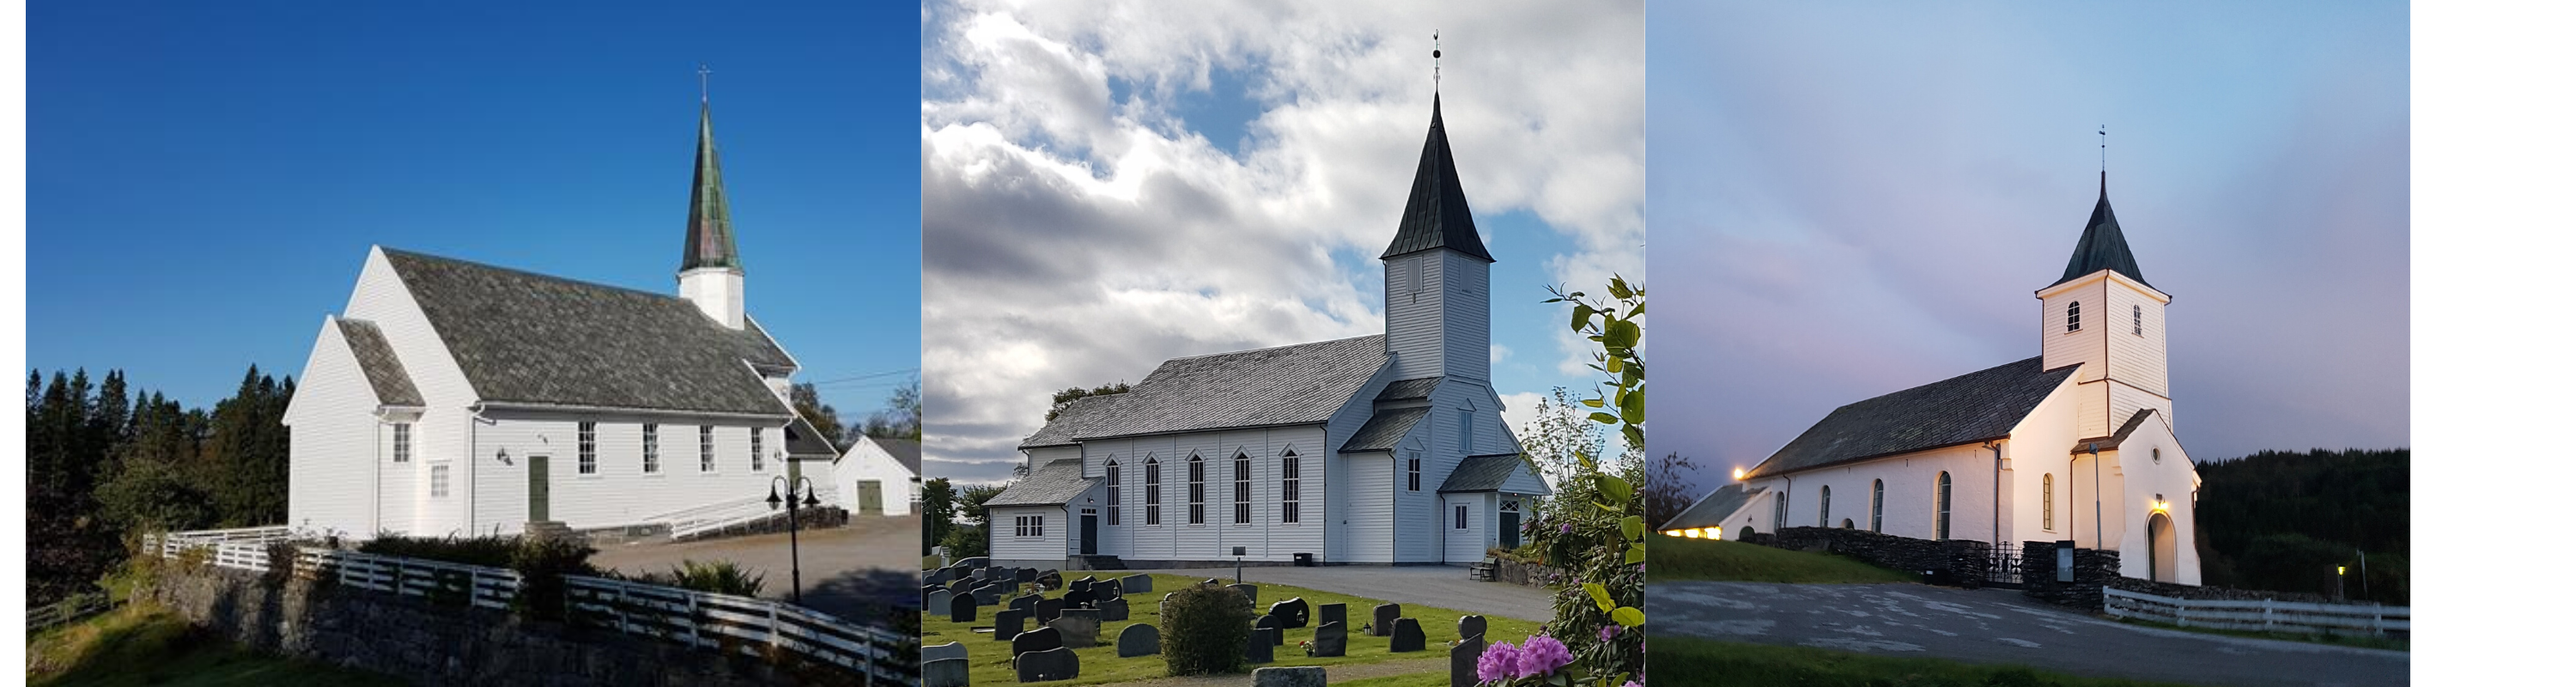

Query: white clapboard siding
2038;280;2107;385
343;248;479;536
284;319;382;538
470;411;789;533
2104;278;2172;399
1387;251;1448;380
1438;249;1492;382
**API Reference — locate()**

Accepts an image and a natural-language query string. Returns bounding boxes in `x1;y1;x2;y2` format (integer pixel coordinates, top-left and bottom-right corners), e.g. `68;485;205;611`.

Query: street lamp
769;474;823;605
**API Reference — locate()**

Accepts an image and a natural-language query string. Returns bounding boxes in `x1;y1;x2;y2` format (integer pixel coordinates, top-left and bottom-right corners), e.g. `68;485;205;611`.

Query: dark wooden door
527;454;551;522
1500;512;1522;548
1080;514;1099;555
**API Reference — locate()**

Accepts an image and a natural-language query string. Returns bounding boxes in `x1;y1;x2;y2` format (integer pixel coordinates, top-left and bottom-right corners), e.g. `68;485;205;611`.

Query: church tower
678;100;746;330
2037;173;2173;438
1382;94;1493;382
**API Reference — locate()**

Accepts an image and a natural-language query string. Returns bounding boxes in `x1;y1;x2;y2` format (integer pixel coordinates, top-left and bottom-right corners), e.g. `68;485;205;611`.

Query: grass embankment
1649;536;1920;584
26;601;405;687
1649;635;2196;687
920;573;1541;686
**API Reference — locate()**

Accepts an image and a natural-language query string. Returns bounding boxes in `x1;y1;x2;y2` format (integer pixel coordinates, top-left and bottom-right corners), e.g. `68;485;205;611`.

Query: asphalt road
1123;564;1555;622
1651;581;2409;687
591;514;922;621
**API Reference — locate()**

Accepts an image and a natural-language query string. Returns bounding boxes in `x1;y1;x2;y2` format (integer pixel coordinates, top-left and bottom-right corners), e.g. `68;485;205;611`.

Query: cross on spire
1432;31;1442;90
2099;125;2107;174
698;64;712;103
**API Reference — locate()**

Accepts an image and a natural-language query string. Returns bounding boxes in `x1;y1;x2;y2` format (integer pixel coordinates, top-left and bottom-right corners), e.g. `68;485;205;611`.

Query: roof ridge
381;247;699;305
1833;356;2044;411
1157;333;1386;362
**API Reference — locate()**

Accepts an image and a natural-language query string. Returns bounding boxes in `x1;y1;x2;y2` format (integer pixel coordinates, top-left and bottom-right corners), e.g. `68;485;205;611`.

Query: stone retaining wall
1491;561;1562;588
2018;542;2122;610
1743;527;1994;588
151;565;860;686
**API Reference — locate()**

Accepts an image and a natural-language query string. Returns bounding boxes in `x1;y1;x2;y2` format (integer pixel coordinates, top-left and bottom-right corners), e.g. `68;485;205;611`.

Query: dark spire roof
1381;94;1493;262
680;102;741;273
2052;172;2147;289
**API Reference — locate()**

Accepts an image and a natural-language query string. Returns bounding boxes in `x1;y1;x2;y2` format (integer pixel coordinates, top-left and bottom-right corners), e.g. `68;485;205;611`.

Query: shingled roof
986;459;1097;508
2071;409;2159;454
336;318;422;407
2052;173;2148;289
1744;356;2079;479
1381;95;1492;262
381;248;794;416
1018;335;1390;447
1340;406;1428;453
1660;483;1763;532
870;437;922;476
1437;453;1533;493
1376;377;1441;401
784;416;838;458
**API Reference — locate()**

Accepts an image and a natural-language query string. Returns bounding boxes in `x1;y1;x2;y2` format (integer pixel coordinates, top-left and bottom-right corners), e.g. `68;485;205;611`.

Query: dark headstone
1036;597;1066;623
993;608;1030;641
1319;603;1346;628
1099;596;1130;622
1016;646;1079;683
1011;593;1041;614
1018;568;1037;583
1254;666;1327;687
1253;614;1285;646
1121;574;1153;593
1036;569;1062;589
1456;615;1486;644
1371;604;1402;636
1011;625;1063;660
1230;583;1260;605
923;641;969;663
1094;584;1121;603
1050;609;1103;647
1267;598;1309;629
974;583;1007;605
1073;575;1098;593
1203;577;1224;587
1389;617;1425;653
950;593;978;623
957;556;991;568
925;657;969;687
1060;586;1091;609
927;590;953;614
1450;633;1485;687
925;569;951;586
1309;621;1347;657
1115;623;1160;658
950;578;974;594
1244;627;1275;664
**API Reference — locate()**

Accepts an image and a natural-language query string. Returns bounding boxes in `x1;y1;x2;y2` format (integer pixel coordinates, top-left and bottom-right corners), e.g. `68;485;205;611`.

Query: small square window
430;464;451;498
392;423;411;463
1455;504;1469;530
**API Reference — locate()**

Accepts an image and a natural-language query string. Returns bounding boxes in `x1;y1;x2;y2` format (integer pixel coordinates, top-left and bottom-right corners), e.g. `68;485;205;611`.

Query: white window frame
699;425;716;473
1188;455;1206;526
1407;452;1422;491
1280;450;1301;525
1105;459;1121;526
1454;504;1469;530
430;463;452;498
1870;479;1884;532
1935;471;1954;540
577;421;598;475
1030;515;1043;538
1818;484;1832;527
392;423;411;463
1232;452;1253;526
750;429;764;471
642;423;660;474
2066;301;2082;332
1145;457;1163;526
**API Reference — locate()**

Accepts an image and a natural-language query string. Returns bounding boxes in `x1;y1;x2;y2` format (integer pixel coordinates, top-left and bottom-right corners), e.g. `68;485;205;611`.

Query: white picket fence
2104;587;2410;636
152;527;911;683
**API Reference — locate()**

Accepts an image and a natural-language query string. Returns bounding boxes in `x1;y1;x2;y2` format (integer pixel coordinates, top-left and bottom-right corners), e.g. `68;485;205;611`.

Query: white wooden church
1661;174;2204;585
283;100;843;539
986;95;1549;569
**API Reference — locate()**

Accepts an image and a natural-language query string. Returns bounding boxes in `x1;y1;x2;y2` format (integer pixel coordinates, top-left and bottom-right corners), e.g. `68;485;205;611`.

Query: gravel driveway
1651;581;2408;687
591;514;922;621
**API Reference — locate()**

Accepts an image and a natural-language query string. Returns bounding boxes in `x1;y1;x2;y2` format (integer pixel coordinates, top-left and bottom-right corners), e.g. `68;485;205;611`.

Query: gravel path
1651;581;2409;687
1123;565;1554;622
591;514;922;619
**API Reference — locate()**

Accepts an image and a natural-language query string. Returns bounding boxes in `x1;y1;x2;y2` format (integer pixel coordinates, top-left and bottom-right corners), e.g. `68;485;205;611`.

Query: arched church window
2043;473;2056;532
1818;485;1832;527
1841;519;1854;529
1233;452;1253;525
1280;449;1301;524
2133;304;2144;336
1188;455;1206;525
1105;458;1121;526
1771;493;1788;532
2152;447;2161;464
1935;471;1953;540
1870;479;1885;532
2067;301;2082;332
1145;457;1163;526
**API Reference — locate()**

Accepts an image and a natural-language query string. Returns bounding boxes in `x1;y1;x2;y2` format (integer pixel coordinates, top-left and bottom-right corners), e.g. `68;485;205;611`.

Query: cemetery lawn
920;573;1544;686
1649;537;1919;584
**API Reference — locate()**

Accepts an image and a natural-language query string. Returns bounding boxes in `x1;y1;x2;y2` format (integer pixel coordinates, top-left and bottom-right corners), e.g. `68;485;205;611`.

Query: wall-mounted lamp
496;448;513;465
1732;467;1747;481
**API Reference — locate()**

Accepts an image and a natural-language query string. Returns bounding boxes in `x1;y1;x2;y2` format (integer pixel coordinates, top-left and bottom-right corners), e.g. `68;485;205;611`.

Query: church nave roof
1744;356;2079;480
1018;335;1389;447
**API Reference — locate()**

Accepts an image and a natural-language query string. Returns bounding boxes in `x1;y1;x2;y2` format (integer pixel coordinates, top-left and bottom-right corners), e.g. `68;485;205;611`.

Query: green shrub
508;537;598;621
667;559;767;597
356;534;519;568
1160;582;1252;676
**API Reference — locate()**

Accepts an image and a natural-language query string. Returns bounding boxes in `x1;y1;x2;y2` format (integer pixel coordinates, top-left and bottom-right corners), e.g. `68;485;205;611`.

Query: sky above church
920;0;1645;483
27;3;921;420
1648;1;2409;497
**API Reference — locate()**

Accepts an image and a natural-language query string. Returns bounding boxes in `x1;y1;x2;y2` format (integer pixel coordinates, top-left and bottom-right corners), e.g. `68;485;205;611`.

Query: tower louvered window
2133;304;2143;336
1233;453;1252;525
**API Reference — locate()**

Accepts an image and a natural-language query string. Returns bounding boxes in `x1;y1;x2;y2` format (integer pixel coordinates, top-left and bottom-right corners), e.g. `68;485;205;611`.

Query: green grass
26;601;407;687
1333;672;1451;687
920;573;1540;686
1649;536;1921;584
2109;617;2409;652
1649;635;2196;687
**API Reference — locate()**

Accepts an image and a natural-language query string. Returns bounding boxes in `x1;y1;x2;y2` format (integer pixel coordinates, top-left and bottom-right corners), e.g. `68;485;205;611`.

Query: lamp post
769;474;823;605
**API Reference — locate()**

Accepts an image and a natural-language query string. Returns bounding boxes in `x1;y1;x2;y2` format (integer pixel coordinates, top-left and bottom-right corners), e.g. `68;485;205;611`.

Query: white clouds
1498;391;1549;440
922;0;1642;483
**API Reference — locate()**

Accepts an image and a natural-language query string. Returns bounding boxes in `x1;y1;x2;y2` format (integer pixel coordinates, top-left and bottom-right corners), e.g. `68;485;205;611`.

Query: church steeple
680;101;741;273
2053;172;2147;289
1381;94;1494;263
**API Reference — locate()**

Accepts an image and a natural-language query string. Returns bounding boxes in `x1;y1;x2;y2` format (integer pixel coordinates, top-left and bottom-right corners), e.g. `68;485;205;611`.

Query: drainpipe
1988;441;2002;550
2088;443;2104;551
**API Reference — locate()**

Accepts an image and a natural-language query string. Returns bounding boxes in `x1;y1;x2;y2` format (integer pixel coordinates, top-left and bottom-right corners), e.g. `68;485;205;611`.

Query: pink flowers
1477;635;1576;682
1597;624;1621;642
1559;523;1575;534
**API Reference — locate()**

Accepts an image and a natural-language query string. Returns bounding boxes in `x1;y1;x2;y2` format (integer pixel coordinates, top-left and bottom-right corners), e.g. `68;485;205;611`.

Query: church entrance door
527;454;551;522
1080;511;1098;555
2147;512;2177;582
1499;512;1521;548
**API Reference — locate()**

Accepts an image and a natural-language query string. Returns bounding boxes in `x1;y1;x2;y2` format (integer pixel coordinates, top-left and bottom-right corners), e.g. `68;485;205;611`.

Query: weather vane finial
698;64;713;103
1432;31;1443;91
2099;125;2107;174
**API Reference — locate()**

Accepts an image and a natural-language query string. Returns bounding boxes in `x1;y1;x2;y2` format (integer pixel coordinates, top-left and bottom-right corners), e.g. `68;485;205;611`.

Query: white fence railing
641;495;792;540
2104;587;2410;636
152;528;911;683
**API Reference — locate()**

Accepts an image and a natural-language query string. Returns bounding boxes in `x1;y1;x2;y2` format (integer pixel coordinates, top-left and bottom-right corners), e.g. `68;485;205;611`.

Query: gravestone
1253;666;1327;687
1389;617;1425;653
957;556;991;568
974;583;1007;605
1060;586;1091;609
1230;583;1260;605
1115;623;1160;658
1099;597;1130;622
1371;604;1402;636
1450;633;1485;687
1016;646;1079;683
950;578;975;594
1244;627;1275;664
1011;593;1041;614
1073;575;1098;593
1036;598;1066;623
1456;615;1486;644
1036;569;1062;589
1121;574;1153;593
1309;621;1347;657
921;585;943;605
1094;584;1121;603
1253;614;1285;646
1202;577;1224;587
1267;598;1309;628
924;658;969;687
1012;626;1063;660
968;567;988;582
1319;603;1346;628
923;641;969;663
951;592;979;623
1049;609;1103;647
993;608;1030;641
925;569;951;587
1017;568;1037;584
927;590;953;615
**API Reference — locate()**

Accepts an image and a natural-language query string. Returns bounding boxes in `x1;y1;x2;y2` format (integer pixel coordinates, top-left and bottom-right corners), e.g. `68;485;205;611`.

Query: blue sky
1647;1;2409;497
27;2;920;417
